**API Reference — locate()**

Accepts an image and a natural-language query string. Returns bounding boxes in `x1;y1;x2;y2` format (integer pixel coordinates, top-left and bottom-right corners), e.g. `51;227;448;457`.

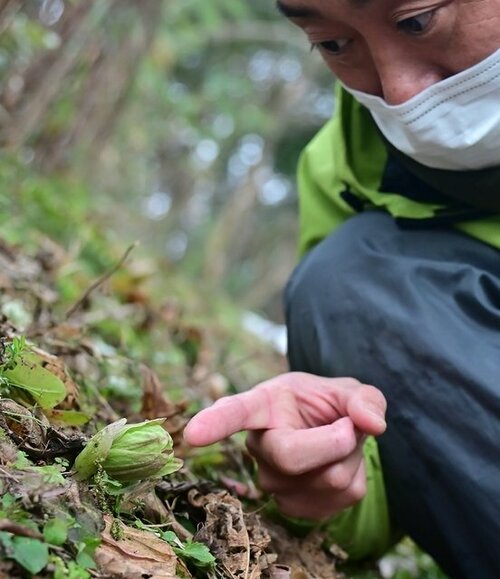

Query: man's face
277;0;500;104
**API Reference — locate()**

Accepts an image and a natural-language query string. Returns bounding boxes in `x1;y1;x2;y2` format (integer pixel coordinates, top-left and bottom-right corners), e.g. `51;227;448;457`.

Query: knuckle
325;466;352;491
341;377;363;390
278;371;306;393
360;385;387;411
257;472;278;494
271;440;300;475
332;426;357;456
347;477;367;503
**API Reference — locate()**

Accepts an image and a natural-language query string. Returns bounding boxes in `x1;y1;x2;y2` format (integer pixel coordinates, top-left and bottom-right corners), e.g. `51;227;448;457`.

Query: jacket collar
383;138;500;213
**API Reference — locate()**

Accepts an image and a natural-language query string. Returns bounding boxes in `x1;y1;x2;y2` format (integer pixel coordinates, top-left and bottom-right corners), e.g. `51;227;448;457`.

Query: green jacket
296;85;500;560
299;87;500;258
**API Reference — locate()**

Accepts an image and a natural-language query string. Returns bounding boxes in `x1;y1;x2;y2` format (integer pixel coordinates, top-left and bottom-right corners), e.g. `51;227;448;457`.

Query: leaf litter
0;237;347;579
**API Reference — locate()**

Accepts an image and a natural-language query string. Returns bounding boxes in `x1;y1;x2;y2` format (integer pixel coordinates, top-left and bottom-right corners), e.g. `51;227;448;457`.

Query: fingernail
369;412;387;431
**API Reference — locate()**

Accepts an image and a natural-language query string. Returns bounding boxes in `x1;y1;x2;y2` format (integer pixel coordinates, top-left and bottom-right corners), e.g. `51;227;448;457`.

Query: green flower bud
74;418;182;483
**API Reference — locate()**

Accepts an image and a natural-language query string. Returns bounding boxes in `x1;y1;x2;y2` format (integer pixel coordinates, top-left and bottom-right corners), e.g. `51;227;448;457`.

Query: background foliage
0;0;334;321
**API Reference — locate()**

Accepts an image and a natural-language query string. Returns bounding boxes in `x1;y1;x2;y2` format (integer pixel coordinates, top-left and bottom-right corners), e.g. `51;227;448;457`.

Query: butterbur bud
74;418;183;483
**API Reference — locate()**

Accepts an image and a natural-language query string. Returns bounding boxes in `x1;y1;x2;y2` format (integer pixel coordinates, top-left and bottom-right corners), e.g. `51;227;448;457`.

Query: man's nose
375;59;445;105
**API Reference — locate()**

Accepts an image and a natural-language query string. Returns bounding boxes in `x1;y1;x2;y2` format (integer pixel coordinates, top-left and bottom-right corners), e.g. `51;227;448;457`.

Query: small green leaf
0;530;13;549
160;530;215;568
15;462;66;485
11;537;49;574
174;540;215;568
44;517;72;546
46;409;91;426
52;555;91;579
4;352;66;409
75;536;100;570
66;560;92;579
1;493;17;509
37;464;66;485
13;451;31;469
161;530;177;542
161;530;183;548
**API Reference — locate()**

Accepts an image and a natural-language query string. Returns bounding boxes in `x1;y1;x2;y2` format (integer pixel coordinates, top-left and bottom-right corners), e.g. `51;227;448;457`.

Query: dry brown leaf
265;521;343;579
0;399;47;449
190;490;270;579
0;240;41;283
46;323;85;342
139;365;188;451
95;515;190;579
0;273;12;290
0;432;20;466
34;235;70;274
140;365;186;420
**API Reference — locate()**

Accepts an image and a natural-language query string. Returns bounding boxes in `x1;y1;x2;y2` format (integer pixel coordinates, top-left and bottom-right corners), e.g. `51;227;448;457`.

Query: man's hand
184;372;387;520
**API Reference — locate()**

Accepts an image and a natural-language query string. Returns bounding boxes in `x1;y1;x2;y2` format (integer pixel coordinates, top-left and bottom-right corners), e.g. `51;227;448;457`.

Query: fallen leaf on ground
95;515;189;578
140;364;188;451
190;489;270;578
265;520;343;579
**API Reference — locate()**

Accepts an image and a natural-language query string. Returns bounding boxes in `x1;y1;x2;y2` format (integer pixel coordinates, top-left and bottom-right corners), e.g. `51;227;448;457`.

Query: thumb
345;384;387;436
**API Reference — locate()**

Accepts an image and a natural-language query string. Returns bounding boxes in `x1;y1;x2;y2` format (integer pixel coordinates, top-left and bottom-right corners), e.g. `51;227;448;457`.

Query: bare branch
65;241;139;320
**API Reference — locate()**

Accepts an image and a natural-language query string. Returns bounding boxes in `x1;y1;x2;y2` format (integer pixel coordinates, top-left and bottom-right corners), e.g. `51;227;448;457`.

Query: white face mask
341;49;500;171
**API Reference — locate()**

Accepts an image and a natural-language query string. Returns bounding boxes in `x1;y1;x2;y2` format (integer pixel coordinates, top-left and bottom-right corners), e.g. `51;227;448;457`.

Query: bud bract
74;418;182;483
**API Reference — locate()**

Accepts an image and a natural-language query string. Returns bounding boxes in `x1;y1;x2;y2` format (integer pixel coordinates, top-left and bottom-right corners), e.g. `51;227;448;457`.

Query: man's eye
312;38;350;55
397;10;435;34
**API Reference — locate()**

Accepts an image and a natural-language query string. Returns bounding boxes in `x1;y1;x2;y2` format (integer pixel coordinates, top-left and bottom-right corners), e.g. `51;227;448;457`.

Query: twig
0;520;44;540
0;466;21;482
243;523;251;579
221;563;239;579
65;241;139;320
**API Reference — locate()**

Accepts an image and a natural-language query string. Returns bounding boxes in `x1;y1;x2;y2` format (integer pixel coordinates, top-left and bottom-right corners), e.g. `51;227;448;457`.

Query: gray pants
285;212;500;579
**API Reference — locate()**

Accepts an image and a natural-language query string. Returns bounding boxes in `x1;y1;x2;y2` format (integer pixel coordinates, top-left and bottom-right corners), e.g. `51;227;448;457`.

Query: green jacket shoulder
297;85;500;256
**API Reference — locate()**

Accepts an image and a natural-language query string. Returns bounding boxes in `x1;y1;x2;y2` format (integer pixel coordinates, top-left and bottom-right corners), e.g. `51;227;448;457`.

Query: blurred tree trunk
39;0;163;170
85;0;163;166
2;0;112;149
203;166;261;286
0;0;20;33
0;0;88;110
13;0;96;106
0;0;17;18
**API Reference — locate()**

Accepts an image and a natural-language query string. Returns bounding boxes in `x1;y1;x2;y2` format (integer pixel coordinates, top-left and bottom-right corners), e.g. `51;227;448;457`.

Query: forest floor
0;230;445;579
0;232;352;579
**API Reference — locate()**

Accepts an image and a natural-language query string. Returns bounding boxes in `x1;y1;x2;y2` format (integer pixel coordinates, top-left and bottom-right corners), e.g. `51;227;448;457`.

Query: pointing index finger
184;389;274;446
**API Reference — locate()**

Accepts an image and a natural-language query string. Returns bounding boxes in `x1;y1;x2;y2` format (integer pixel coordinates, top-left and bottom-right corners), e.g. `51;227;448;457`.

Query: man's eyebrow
276;0;371;18
275;0;322;19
